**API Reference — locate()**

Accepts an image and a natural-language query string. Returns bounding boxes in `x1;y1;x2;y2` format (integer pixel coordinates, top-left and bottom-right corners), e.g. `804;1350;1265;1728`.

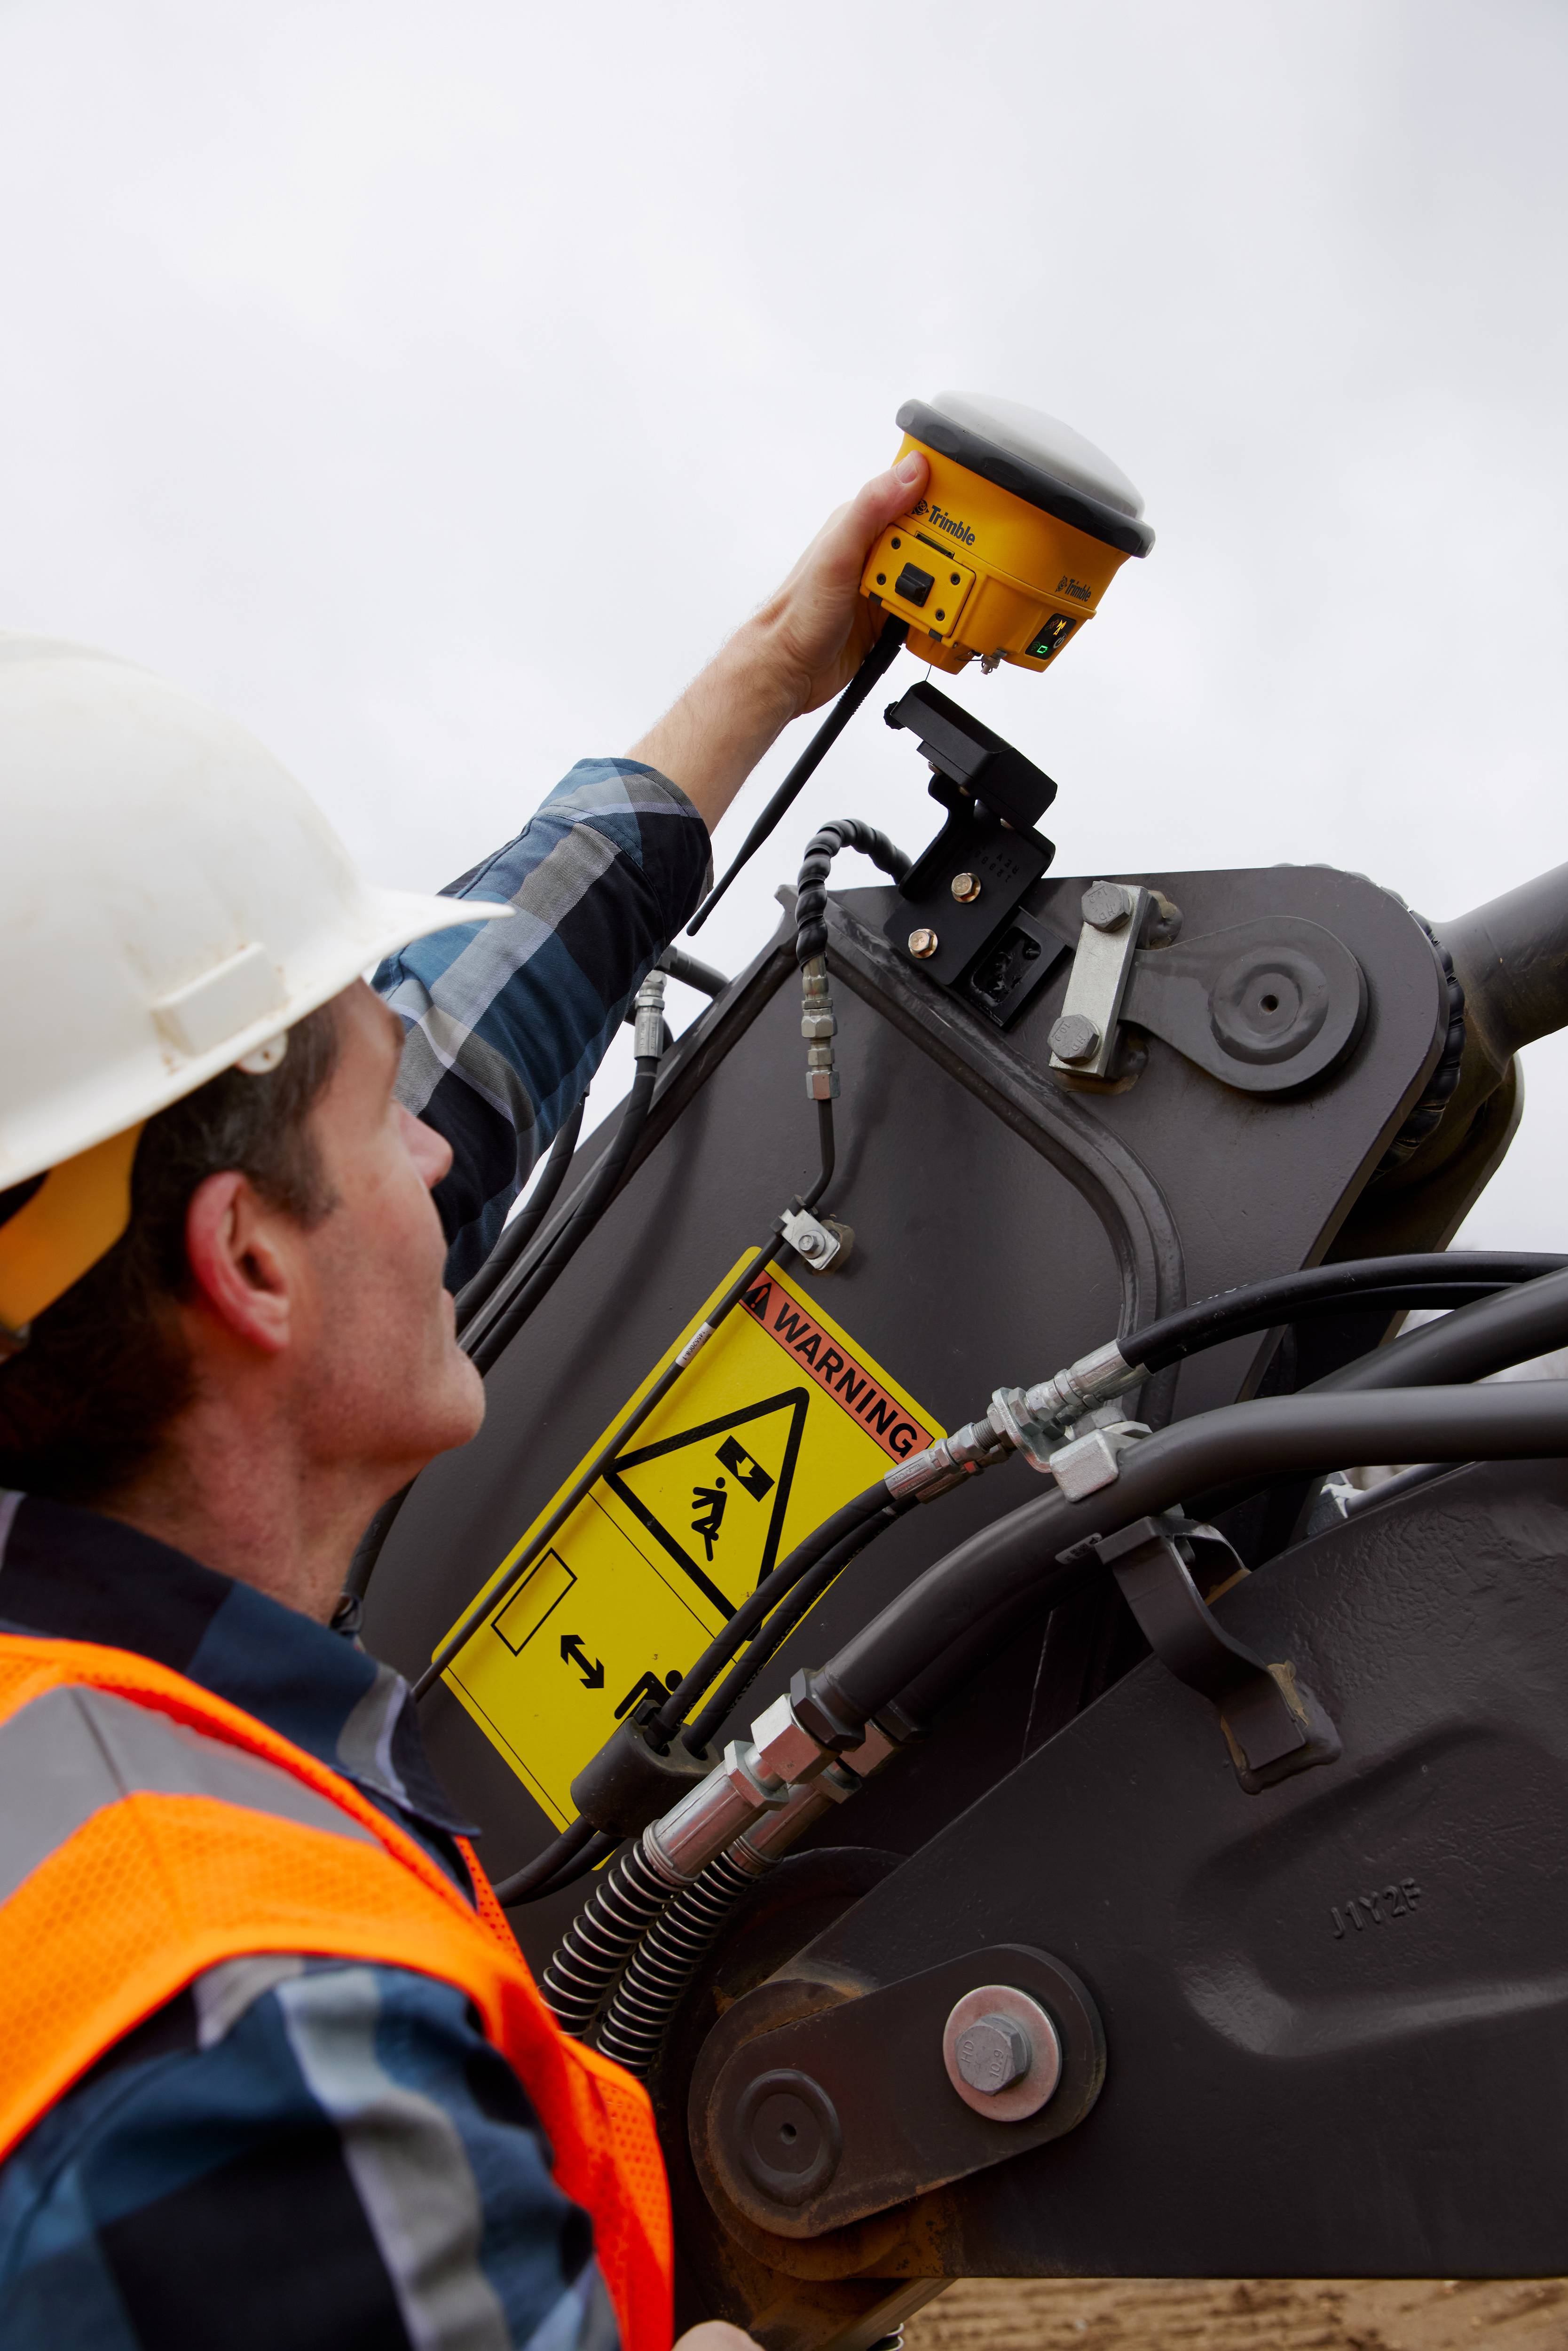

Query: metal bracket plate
695;1943;1104;2239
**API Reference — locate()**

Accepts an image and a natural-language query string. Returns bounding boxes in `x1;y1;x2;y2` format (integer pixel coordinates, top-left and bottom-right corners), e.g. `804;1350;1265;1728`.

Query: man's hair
0;1004;342;1505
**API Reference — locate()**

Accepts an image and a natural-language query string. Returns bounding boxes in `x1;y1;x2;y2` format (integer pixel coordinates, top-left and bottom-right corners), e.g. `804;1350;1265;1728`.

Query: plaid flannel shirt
0;758;711;2349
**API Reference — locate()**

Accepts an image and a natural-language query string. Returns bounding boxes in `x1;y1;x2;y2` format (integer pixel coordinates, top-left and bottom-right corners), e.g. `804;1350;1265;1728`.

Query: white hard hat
0;634;511;1340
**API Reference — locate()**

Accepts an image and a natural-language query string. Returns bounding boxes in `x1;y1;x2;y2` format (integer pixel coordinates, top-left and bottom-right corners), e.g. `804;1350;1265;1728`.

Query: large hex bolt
942;1984;1064;2120
1049;1012;1102;1065
953;2012;1031;2095
1081;880;1135;932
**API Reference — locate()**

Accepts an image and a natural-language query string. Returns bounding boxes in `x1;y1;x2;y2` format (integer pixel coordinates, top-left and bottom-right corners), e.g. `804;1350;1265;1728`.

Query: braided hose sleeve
795;819;912;968
594;1846;768;2076
539;1832;683;2040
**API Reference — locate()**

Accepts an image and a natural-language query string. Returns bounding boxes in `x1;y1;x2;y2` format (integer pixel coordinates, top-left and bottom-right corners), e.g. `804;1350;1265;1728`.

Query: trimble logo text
913;499;977;549
1056;575;1092;603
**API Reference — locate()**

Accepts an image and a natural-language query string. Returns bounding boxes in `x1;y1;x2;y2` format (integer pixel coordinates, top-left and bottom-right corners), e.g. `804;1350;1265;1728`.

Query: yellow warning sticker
439;1255;943;1826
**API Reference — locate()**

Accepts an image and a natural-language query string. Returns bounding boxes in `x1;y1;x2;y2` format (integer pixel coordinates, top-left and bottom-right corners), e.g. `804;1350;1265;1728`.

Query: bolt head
1081;880;1134;932
1050;1012;1102;1065
953;2013;1031;2095
950;871;982;904
907;927;940;960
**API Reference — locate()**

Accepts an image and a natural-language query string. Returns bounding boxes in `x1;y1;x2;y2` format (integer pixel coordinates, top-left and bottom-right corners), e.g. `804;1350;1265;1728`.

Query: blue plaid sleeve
376;759;711;1286
0;1956;620;2351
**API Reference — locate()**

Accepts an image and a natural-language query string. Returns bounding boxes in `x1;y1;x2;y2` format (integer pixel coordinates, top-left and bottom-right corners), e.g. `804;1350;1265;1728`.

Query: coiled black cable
453;1098;587;1341
540;1836;684;2039
688;618;910;934
794;818;912;966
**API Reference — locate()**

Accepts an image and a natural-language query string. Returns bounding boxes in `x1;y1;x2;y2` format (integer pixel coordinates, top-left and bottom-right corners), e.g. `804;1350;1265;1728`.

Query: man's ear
183;1171;296;1355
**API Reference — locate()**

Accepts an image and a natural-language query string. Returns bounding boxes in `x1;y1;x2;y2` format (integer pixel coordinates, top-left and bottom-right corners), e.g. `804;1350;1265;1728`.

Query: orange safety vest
0;1632;672;2351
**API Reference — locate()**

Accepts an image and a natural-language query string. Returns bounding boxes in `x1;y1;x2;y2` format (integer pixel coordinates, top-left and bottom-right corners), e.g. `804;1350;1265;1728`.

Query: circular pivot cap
908;928;940;960
950;871;982;904
943;1984;1063;2120
1081;880;1135;932
1050;1013;1101;1065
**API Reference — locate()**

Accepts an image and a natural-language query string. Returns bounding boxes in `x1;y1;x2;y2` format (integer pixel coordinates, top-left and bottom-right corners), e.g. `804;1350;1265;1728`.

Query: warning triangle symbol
605;1388;809;1617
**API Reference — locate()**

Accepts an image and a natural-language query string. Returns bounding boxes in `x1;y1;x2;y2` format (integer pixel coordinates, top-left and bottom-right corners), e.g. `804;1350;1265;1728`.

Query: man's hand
674;2325;766;2351
629;450;930;835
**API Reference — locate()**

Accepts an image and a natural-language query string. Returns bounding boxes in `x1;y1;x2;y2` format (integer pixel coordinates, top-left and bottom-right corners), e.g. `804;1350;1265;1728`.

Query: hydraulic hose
898;1262;1568;1723
647;1483;894;1744
1315;1263;1568;1394
687;619;910;935
488;1816;600;1907
464;1058;660;1375
681;1502;905;1753
1120;1252;1568;1374
802;1382;1568;1741
657;944;727;998
453;1099;587;1341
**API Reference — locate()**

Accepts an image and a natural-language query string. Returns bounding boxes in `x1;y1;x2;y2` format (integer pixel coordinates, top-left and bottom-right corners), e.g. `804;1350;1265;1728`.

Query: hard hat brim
0;890;516;1196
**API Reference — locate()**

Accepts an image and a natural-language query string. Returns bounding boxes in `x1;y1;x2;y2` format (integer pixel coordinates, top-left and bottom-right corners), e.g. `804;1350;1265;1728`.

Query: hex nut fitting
1049;1012;1102;1065
950;871;982;904
723;1736;787;1807
749;1693;832;1787
1081;880;1135;932
908;928;940;960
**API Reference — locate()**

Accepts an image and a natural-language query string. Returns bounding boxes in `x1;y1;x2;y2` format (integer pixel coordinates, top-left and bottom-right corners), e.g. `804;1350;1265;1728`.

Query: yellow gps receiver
860;392;1154;677
689;392;1153;931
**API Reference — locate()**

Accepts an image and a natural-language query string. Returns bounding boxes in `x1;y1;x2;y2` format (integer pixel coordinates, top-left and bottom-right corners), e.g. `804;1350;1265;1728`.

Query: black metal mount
1065;1512;1341;1791
882;685;1069;1026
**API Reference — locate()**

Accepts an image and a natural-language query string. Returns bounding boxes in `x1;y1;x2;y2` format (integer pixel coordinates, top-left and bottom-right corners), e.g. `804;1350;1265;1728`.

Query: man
0;449;928;2348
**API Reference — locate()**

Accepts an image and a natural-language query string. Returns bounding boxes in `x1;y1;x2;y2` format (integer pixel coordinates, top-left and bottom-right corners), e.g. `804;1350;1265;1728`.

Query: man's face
289;980;485;1484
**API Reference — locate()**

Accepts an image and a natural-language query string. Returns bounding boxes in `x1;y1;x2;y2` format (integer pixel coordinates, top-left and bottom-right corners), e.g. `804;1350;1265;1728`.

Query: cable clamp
1047;1415;1151;1501
780;1206;848;1273
1061;1513;1341;1792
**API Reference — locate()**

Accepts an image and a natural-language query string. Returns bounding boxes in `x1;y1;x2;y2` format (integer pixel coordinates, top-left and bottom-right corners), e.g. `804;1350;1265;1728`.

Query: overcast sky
2;0;1564;1247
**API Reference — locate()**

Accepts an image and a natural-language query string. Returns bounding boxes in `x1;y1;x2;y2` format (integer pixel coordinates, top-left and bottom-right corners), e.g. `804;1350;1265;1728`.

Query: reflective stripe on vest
0;1635;671;2351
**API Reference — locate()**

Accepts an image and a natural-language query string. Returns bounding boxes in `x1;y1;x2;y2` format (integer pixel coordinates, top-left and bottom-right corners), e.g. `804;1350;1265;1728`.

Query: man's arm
628;452;927;831
377;452;929;1285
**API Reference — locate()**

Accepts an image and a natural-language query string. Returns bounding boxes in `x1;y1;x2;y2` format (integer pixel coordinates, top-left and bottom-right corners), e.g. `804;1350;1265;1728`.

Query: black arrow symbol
559;1634;605;1690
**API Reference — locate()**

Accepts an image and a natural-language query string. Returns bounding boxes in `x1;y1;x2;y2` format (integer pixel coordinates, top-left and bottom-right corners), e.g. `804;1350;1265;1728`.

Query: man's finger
827;453;929;576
